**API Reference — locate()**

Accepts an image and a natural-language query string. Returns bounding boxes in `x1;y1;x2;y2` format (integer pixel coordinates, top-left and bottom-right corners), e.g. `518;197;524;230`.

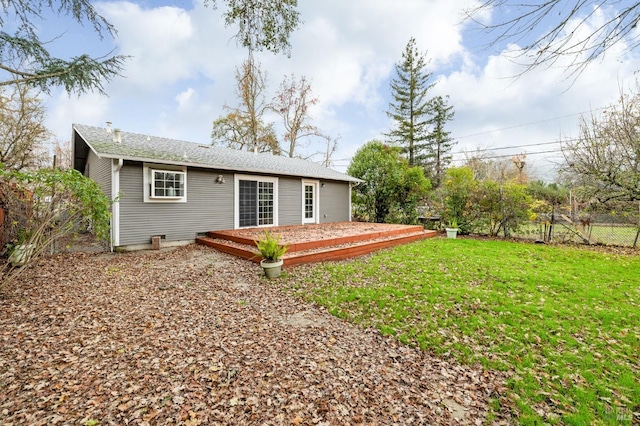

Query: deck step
196;229;436;267
207;224;426;253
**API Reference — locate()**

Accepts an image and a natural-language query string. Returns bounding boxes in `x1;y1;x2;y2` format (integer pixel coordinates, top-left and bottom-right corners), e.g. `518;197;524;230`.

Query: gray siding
115;163;351;247
87;150;112;200
118;162;234;246
278;177;302;226
320;181;350;223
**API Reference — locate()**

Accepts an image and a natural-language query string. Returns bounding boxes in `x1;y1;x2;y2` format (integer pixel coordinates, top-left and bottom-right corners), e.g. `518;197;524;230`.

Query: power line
451;148;565;162
332;138;579;164
450;137;583;155
454;107;605;140
333;107;602;164
451;139;561;155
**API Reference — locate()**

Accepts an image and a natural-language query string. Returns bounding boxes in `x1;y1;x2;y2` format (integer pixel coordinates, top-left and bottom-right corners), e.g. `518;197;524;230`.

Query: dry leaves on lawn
1;245;508;425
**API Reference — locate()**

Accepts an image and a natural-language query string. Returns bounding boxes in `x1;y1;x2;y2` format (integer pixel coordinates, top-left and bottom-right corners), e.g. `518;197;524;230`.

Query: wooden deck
196;222;437;267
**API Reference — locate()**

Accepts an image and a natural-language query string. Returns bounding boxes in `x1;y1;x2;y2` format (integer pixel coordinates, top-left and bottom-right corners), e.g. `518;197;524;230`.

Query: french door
302;181;318;224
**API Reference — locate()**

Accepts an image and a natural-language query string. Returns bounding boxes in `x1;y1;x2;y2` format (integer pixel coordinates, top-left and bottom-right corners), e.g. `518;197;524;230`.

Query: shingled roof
73;124;361;183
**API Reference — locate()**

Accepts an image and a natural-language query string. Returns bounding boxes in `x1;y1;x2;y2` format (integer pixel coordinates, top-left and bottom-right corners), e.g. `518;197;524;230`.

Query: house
72;124;362;251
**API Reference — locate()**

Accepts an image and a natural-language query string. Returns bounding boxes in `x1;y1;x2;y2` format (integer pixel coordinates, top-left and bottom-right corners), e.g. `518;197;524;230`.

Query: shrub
1;167;112;291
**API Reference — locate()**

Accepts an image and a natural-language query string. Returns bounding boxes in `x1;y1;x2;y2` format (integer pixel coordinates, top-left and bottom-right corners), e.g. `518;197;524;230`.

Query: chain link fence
512;204;640;248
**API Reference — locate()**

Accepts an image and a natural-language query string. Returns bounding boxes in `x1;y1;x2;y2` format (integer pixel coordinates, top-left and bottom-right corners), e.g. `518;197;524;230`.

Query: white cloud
41;0;639;179
175;87;195;111
97;2;197;91
46;91;111;139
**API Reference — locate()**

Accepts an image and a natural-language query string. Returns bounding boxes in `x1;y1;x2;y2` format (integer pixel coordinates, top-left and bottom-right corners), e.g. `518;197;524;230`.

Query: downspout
111;159;124;251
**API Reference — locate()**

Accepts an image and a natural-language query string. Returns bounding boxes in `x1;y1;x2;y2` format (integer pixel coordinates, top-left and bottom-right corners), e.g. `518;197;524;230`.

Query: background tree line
210;55;338;161
350;67;640;238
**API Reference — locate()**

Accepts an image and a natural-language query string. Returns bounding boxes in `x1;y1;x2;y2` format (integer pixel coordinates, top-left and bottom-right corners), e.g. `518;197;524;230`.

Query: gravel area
0;245;508;425
216;222;421;243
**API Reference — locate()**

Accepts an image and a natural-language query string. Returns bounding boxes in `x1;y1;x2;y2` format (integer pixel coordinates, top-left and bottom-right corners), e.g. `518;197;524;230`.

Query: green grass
283;239;639;424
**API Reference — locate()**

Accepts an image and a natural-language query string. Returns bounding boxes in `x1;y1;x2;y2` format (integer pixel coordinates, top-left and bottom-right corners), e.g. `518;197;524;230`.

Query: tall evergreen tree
386;37;434;166
422;95;456;188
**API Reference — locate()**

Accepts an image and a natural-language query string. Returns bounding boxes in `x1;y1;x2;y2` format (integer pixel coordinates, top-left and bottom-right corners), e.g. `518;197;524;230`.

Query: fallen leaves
0;245;508;425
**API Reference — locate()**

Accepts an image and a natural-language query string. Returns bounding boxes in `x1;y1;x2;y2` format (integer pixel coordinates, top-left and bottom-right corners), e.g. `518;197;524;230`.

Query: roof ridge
72;124;362;183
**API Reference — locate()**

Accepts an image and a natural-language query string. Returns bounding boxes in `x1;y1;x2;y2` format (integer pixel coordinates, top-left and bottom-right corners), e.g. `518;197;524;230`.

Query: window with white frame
152;169;185;198
144;164;187;202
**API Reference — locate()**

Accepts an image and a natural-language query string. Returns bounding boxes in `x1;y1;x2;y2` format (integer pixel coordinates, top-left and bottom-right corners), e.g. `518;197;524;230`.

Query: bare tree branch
561;85;640;202
0;84;50;170
211;56;280;154
466;1;640;79
271;74;322;158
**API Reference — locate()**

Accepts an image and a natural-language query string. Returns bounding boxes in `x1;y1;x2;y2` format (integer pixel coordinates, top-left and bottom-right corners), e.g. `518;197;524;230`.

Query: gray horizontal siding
87;151;112;200
320;181;350;223
118;163;234;246
278;177;302;226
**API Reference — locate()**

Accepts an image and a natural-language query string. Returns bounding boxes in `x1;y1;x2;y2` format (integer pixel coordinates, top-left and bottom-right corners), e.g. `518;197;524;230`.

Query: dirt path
0;245;507;425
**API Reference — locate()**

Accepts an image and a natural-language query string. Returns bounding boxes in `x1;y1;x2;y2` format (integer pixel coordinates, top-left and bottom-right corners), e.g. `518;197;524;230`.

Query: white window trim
143;163;187;203
234;174;279;229
302;180;320;224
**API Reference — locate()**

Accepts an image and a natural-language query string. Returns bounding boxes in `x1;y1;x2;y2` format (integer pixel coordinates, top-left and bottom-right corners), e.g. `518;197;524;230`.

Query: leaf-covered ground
0;245;507;425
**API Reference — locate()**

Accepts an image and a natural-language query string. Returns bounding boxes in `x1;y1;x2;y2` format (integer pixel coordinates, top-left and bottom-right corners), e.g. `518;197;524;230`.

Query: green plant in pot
8;228;37;267
254;230;289;278
445;218;459;239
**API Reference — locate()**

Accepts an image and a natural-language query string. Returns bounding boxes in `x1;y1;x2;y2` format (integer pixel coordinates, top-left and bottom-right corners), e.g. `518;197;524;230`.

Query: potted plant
445;219;459;239
8;242;36;266
8;228;37;267
254;230;289;278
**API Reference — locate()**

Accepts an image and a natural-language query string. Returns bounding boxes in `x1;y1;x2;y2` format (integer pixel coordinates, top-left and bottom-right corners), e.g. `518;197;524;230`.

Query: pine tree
422;95;456;188
386;37;435;166
0;0;126;94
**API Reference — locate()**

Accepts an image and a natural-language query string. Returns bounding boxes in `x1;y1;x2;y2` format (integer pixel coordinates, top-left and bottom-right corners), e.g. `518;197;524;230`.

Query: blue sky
38;0;640;179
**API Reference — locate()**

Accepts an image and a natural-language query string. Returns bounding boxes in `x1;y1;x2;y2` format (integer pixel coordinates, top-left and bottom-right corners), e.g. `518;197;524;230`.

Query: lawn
282;238;639;424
